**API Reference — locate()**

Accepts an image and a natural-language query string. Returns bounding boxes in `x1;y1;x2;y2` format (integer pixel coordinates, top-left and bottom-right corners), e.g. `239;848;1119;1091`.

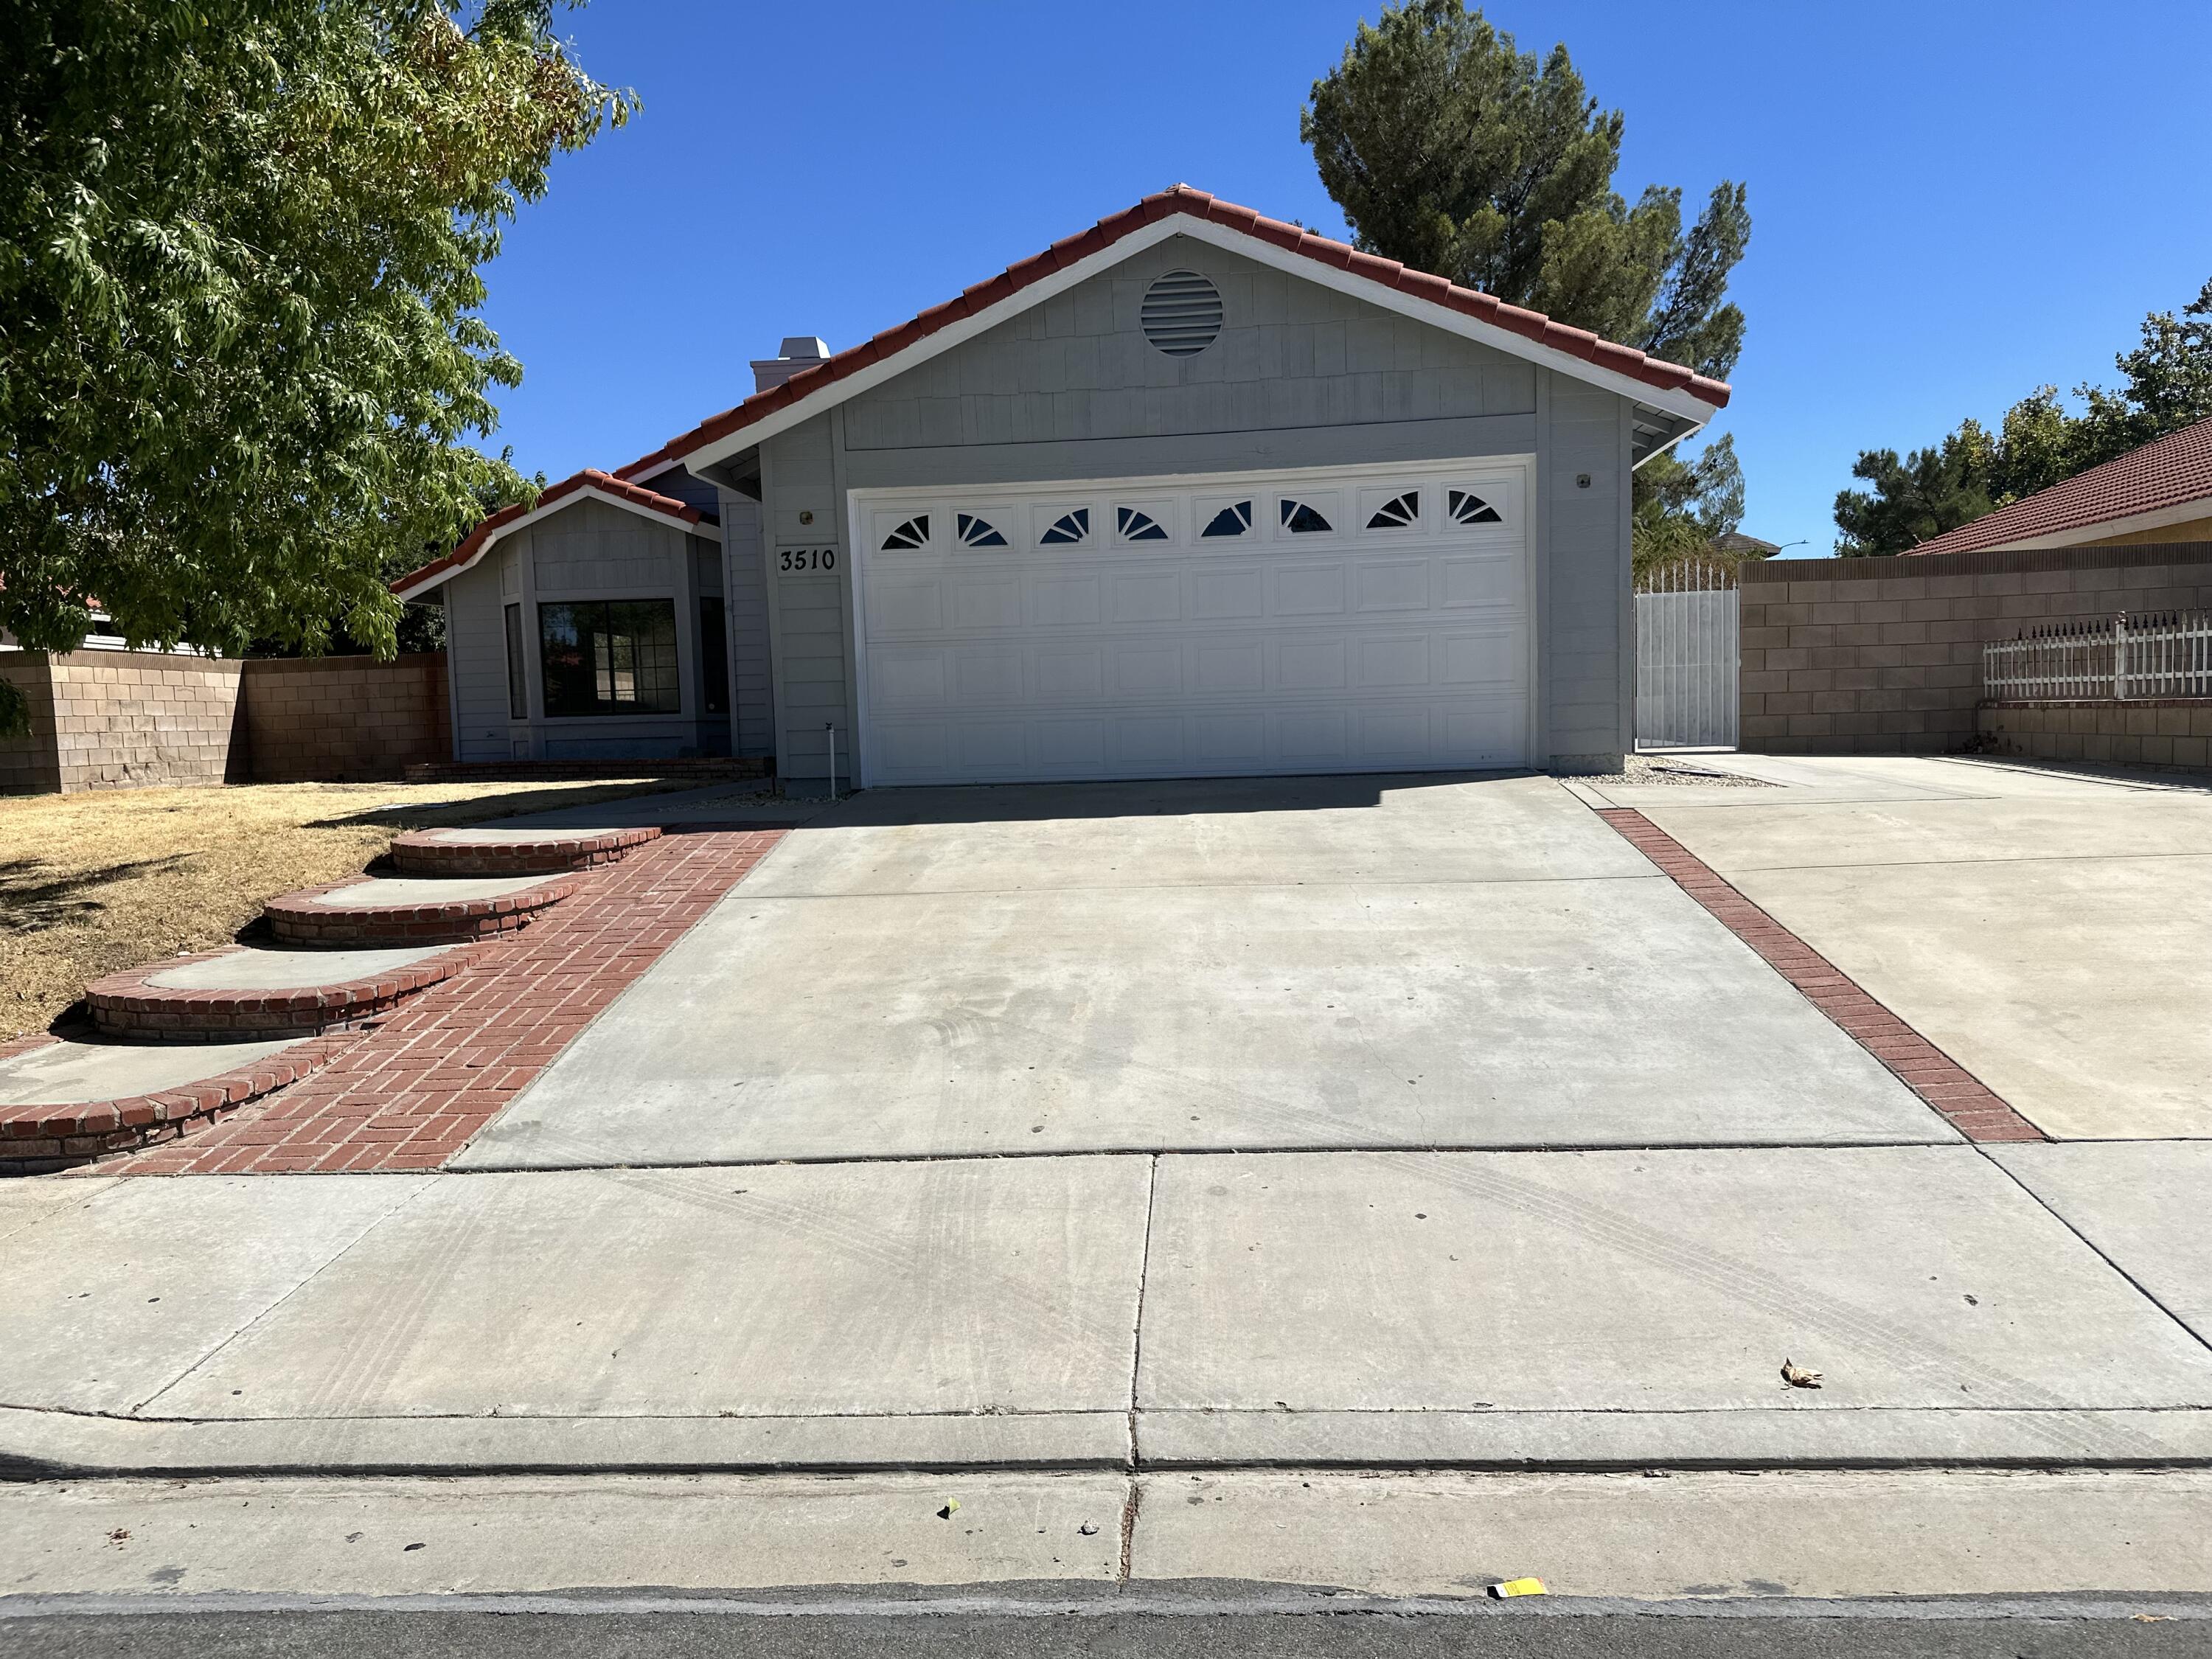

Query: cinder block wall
1978;700;2212;771
32;652;248;790
239;653;451;782
1740;542;2212;754
0;650;451;793
0;655;63;793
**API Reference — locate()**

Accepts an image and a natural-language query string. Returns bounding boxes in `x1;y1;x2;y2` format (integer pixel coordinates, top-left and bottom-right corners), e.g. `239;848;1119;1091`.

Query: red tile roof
392;469;703;597
616;184;1731;481
1902;414;2212;557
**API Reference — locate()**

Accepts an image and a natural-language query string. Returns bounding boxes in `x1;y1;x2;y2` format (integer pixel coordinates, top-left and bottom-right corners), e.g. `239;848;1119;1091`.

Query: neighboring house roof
1902;414;2212;558
1713;532;1781;556
392;468;715;601
616;184;1731;484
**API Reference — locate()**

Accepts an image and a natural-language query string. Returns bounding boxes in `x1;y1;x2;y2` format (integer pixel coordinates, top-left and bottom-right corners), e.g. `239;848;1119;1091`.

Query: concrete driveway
1586;754;2212;1140
457;773;1943;1169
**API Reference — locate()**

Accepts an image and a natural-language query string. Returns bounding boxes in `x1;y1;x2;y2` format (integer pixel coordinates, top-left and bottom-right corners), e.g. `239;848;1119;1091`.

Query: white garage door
852;458;1530;787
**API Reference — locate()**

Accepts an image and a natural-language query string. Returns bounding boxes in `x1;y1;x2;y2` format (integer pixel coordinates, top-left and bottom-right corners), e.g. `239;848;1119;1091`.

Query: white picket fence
1635;559;1739;748
1983;610;2212;702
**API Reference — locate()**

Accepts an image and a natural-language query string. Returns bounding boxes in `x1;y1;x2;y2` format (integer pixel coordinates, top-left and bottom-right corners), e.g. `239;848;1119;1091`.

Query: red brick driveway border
112;828;787;1176
265;874;579;947
1595;807;2045;1144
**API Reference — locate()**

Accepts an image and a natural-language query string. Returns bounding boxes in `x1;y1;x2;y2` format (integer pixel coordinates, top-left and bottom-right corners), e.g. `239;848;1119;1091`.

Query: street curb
9;1405;2212;1481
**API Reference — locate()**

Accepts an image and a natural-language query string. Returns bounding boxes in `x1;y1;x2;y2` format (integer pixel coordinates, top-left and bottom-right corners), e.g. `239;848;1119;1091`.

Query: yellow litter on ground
1487;1577;1548;1599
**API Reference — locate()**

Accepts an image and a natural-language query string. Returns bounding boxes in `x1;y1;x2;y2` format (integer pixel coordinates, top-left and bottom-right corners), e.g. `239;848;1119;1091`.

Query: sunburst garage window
956;512;1009;548
1201;501;1253;538
1366;492;1419;529
1279;498;1332;534
1040;508;1090;546
1448;490;1502;526
880;514;930;550
1117;507;1169;542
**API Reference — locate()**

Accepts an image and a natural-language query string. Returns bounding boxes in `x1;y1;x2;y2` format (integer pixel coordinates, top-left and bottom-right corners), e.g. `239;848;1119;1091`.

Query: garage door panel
1032;647;1104;701
953;649;1023;703
1355;635;1433;689
1193;640;1265;695
867;578;946;636
869;647;948;709
1273;565;1347;616
1271;707;1351;763
1029;718;1108;771
951;578;1024;631
1111;643;1184;698
1193;713;1268;765
1354;706;1435;762
1107;571;1182;625
1110;715;1186;767
953;718;1030;772
858;462;1530;785
1189;568;1266;621
1441;554;1520;610
1441;630;1524;689
1027;574;1102;628
1274;637;1349;692
1356;560;1430;612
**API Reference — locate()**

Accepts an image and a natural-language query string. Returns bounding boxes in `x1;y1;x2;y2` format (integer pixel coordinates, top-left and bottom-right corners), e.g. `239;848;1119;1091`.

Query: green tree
1632;433;1745;576
1834;274;2212;554
1832;428;1997;557
2072;276;2212;466
0;1;631;734
1302;0;1750;382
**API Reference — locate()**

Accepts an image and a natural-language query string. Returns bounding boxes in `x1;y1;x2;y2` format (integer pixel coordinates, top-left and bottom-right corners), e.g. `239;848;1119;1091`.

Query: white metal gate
1636;559;1739;749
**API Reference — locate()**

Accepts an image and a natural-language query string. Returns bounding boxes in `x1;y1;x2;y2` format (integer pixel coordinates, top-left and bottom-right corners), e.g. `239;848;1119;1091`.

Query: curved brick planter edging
389;826;661;877
0;1033;358;1175
265;876;578;947
85;947;481;1040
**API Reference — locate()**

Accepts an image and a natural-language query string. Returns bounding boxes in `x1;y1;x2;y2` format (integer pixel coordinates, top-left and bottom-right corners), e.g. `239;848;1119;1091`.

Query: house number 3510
778;547;837;572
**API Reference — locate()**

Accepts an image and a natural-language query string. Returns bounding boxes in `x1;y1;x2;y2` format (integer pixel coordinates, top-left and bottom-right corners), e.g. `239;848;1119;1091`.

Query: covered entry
850;459;1531;787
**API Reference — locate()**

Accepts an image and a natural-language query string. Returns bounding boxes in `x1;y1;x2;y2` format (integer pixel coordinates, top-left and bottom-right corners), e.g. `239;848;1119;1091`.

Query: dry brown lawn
0;779;698;1040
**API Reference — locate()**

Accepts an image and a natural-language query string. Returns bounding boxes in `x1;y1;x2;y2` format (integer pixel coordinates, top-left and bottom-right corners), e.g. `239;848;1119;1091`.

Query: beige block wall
1740;541;2212;755
0;655;64;793
240;653;451;783
1978;700;2212;771
0;651;451;793
42;652;247;790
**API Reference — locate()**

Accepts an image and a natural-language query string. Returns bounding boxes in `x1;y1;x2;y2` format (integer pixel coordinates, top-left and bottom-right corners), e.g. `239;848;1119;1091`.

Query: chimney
751;335;831;393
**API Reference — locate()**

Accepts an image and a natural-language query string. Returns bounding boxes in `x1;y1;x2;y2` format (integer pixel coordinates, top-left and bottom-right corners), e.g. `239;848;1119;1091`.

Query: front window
538;600;681;717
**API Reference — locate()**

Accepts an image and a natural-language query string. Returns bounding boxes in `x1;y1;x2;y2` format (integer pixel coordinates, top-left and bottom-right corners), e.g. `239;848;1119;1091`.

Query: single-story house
393;186;1731;788
1902;413;2212;558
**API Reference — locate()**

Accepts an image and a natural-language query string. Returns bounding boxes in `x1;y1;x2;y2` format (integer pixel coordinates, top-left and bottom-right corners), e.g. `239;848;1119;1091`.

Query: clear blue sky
482;0;2212;557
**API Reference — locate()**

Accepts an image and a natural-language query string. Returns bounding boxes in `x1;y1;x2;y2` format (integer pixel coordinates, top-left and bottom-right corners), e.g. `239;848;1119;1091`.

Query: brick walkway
1596;807;2045;1144
115;830;785;1175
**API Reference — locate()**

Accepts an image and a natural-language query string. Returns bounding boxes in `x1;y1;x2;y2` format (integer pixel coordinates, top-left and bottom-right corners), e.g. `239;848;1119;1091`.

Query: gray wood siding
841;235;1533;456
532;498;684;594
448;557;520;760
760;415;851;782
1537;371;1632;768
718;489;775;758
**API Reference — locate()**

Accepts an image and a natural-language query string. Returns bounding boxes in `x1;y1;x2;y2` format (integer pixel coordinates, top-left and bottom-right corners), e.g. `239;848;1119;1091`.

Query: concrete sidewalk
7;1144;2211;1475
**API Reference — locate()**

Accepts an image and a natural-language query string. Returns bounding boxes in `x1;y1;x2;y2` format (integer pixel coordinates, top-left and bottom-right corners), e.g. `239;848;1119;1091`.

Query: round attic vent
1141;270;1224;357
